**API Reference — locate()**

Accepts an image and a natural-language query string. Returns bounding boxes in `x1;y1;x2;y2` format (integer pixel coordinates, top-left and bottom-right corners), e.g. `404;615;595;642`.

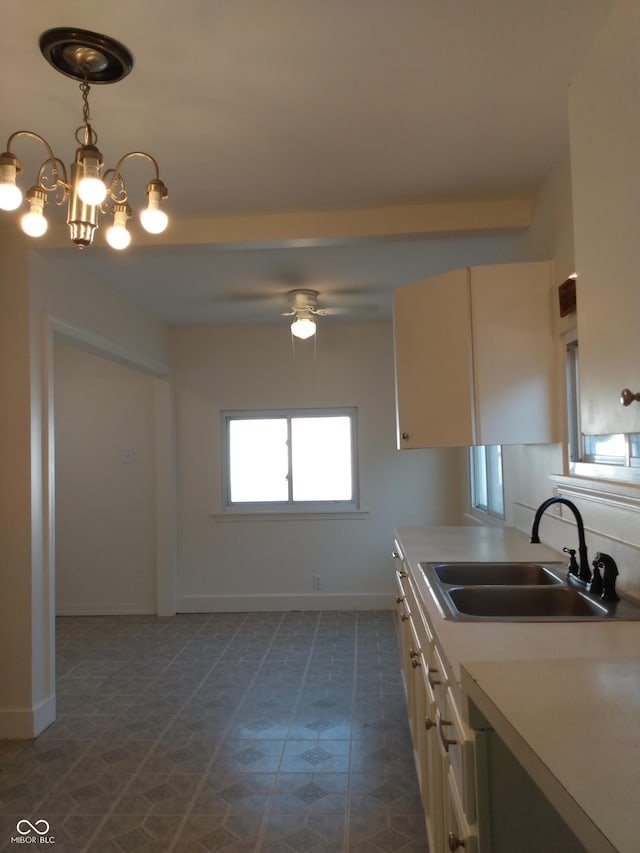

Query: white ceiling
1;0;614;325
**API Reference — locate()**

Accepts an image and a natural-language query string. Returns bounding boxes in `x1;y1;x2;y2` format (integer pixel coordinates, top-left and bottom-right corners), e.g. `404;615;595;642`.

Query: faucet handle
594;552;619;601
589;558;604;596
562;547;579;576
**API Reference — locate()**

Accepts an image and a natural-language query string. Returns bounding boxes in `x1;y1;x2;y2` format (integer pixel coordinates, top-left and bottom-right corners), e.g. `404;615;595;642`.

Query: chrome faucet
530;496;592;584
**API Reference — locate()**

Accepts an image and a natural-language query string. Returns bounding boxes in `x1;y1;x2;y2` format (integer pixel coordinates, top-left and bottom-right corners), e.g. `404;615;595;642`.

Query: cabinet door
569;2;640;435
393;268;475;448
393;262;558;448
418;648;445;852
470;261;558;445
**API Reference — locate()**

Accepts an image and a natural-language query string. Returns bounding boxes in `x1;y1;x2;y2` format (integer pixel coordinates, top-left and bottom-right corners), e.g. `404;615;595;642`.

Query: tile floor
0;610;427;852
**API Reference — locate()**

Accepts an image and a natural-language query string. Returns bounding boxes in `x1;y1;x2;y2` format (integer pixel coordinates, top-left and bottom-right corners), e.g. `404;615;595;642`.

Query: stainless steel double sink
420;561;640;621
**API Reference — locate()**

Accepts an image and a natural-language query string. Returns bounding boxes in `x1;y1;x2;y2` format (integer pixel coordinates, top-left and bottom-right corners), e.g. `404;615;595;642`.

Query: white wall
0;233;35;736
54;339;158;614
171;321;465;610
0;233;173;738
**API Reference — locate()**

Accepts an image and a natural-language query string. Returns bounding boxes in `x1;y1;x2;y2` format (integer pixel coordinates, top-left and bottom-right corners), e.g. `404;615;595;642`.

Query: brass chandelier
0;28;168;249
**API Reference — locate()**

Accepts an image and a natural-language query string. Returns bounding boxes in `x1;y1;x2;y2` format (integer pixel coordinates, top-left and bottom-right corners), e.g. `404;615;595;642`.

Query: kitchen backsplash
513;475;640;602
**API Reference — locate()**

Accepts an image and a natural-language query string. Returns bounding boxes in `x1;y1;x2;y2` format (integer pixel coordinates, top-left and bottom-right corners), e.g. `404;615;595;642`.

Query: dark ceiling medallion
39;27;133;84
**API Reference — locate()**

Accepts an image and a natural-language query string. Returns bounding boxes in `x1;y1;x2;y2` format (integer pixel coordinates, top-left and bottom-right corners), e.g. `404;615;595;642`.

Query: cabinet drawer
394;561;409;594
438;686;476;823
425;642;447;708
444;765;478;853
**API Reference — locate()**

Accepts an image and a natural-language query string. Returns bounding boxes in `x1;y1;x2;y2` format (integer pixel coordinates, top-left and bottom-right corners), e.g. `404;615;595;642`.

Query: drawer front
394;567;409;605
444;765;478;853
426;642;448;709
439;686;476;823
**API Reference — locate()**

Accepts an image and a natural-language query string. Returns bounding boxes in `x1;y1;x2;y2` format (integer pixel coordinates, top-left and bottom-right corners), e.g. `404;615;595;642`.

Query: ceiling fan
282;289;377;339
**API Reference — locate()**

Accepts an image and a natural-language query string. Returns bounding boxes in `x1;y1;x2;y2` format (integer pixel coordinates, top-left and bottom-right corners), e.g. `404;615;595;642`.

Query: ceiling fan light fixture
0;27;168;249
291;316;316;340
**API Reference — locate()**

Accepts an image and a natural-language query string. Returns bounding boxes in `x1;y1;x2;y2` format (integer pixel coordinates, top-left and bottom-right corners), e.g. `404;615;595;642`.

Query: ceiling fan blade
226;291;283;304
317;304;379;316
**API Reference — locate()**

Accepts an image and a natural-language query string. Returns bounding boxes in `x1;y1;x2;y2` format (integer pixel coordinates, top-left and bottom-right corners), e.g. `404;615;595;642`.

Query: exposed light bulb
291;317;316;340
21;210;48;237
106;223;131;250
20;188;47;237
0;162;23;211
106;204;131;250
76;147;107;205
77;175;107;206
140;205;168;234
141;180;168;234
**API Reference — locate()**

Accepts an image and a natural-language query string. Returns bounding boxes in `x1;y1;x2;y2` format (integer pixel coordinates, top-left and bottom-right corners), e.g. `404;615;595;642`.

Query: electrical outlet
313;575;322;591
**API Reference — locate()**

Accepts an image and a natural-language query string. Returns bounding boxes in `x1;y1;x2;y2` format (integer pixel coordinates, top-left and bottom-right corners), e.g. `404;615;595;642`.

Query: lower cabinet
394;551;479;852
394;544;591;853
469;704;588;853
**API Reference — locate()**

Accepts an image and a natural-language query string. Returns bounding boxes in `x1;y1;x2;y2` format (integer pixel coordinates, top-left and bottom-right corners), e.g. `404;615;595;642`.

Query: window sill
570;461;640;485
211;508;370;522
550;472;640;513
464;509;507;528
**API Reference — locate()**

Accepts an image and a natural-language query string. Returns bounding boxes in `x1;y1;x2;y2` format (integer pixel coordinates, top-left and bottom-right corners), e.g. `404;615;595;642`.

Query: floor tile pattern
0;611;427;852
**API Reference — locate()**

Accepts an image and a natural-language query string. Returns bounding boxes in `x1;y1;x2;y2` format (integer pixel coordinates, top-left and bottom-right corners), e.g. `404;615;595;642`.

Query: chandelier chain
80;72;91;125
76;73;99;147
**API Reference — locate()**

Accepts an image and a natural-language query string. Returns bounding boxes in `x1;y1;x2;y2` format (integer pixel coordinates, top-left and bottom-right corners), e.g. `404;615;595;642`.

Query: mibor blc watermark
10;820;55;845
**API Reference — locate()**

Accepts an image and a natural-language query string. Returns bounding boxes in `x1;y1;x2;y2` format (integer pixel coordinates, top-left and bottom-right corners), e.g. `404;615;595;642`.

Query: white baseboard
0;694;56;739
177;592;393;612
56;604;157;616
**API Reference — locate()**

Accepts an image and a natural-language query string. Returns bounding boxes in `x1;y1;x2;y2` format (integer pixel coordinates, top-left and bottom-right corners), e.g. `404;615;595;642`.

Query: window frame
564;334;640;481
469;445;505;519
220;407;360;514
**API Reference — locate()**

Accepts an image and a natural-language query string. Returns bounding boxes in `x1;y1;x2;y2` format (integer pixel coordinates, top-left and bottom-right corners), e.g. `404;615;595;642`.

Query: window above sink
566;337;640;484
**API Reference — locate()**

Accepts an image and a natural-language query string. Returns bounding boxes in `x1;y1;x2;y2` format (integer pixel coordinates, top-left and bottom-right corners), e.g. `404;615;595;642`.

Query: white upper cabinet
393;261;559;448
569;0;640;436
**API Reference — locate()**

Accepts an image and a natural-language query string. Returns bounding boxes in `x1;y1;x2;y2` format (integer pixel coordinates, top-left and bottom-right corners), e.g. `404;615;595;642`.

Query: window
222;408;358;511
565;340;581;464
470;445;504;518
565;338;640;476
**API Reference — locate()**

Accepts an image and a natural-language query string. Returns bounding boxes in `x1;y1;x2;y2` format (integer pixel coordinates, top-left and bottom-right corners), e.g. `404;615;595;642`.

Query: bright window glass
228;418;288;502
566;338;640;477
470;445;504;518
486;445;504;517
224;409;357;509
583;433;626;463
291;416;353;501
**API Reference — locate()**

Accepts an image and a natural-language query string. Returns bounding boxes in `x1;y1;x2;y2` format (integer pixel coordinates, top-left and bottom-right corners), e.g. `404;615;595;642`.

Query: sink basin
427;561;563;586
420;560;640;621
447;586;607;618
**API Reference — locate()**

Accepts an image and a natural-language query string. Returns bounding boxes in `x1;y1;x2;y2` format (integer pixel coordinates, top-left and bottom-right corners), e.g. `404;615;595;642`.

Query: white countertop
463;657;640;853
395;525;640;853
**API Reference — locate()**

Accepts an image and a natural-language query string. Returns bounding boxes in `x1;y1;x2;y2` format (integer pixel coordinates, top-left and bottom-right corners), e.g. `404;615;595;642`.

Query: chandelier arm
5;130;68;191
36;157;70;203
102;169;128;204
106;150;164;199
